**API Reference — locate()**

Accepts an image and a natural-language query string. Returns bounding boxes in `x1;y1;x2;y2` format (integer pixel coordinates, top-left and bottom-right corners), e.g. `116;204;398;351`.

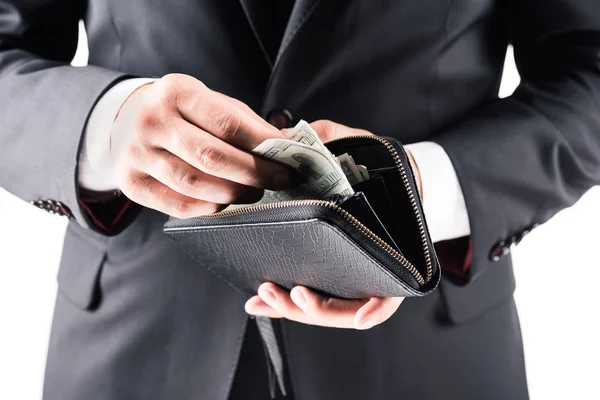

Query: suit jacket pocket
439;256;516;324
57;221;108;310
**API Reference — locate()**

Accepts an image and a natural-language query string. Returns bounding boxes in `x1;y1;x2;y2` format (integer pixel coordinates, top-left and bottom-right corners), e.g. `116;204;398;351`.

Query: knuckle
118;172;145;199
196;146;226;173
120;171;140;190
177;170;204;194
154;75;184;104
173;200;194;219
125;142;145;162
157;156;177;178
160;73;183;85
166;123;186;151
160;116;184;146
318;120;337;141
213;111;241;141
136;107;162;131
158;74;205;111
162;73;202;88
175;89;199;115
159;73;183;90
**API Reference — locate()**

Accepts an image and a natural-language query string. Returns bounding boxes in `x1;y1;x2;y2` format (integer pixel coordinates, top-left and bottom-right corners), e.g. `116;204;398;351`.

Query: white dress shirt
78;78;471;243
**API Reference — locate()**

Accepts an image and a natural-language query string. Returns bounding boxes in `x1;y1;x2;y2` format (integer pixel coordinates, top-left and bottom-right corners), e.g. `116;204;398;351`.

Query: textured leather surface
165;136;441;299
167;219;426;299
330;137;438;283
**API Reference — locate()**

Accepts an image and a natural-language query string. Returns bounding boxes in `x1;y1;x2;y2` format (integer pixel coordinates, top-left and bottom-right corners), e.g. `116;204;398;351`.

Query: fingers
113;74;295;219
157;118;290;190
354;296;404;330
289;286;369;328
215;92;276;132
246;283;391;329
257;283;309;322
244;296;284;319
137;149;264;204
245;283;404;330
119;173;221;219
164;75;283;150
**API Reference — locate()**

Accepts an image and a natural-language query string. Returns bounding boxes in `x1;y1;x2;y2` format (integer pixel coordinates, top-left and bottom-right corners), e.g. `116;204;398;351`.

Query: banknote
284;120;330;153
357;165;369;180
224;120;369;210
337;153;364;185
284;121;369;185
253;138;354;203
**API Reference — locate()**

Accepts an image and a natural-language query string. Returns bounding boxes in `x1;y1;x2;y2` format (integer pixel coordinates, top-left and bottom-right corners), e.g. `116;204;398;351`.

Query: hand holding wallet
164;124;441;300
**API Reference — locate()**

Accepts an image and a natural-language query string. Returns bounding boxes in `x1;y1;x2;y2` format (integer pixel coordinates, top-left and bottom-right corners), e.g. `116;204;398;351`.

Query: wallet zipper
193;135;432;286
324;135;433;284
198;198;426;286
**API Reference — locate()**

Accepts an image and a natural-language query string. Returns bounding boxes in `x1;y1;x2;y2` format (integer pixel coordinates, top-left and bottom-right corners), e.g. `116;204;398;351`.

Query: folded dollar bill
230;120;369;208
254;137;354;203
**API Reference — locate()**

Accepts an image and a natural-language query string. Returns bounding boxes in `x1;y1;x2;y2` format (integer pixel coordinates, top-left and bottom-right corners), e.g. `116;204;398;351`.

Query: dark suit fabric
1;1;599;399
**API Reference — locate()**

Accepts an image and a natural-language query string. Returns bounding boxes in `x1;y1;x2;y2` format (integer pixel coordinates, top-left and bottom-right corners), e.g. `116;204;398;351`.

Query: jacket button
48;200;63;215
266;108;293;129
515;223;538;245
515;229;530;245
53;201;73;218
30;199;72;218
489;240;511;262
31;199;48;210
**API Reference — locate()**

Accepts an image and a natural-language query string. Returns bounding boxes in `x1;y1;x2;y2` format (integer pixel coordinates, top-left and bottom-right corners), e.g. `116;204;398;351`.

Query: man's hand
246;283;404;330
245;120;423;330
111;74;291;218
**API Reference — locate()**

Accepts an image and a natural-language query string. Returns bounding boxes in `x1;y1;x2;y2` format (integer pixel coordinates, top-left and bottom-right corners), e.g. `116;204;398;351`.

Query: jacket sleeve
0;0;128;231
434;0;600;280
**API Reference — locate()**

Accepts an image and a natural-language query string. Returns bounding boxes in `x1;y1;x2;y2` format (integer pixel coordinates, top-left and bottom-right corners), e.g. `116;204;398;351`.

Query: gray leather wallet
164;136;440;299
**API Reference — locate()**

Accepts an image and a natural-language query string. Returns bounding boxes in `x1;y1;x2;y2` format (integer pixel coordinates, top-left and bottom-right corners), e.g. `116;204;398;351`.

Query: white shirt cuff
404;141;471;243
78;78;157;192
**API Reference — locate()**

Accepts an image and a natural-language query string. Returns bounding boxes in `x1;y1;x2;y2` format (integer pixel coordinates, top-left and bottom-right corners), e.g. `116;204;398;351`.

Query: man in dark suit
1;1;599;399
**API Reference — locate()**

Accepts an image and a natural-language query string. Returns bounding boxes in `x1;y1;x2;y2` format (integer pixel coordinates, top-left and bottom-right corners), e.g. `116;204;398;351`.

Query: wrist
107;79;157;188
80;78;157;192
405;149;423;201
113;81;154;123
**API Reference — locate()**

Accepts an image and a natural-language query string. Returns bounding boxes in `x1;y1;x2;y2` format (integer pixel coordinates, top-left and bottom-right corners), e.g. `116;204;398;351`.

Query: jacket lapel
275;0;321;66
238;0;322;69
238;0;274;68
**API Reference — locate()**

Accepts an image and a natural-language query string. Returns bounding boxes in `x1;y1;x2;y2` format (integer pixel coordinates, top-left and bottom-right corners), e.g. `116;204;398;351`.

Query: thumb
309;119;372;142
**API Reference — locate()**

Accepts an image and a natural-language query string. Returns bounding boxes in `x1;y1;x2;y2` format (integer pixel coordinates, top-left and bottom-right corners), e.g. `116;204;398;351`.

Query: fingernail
357;317;378;330
291;289;307;311
246;307;267;316
245;304;257;314
261;289;277;305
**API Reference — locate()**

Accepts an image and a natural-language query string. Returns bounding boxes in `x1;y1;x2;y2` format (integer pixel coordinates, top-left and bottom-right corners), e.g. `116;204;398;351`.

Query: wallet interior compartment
335;189;400;252
326;138;432;282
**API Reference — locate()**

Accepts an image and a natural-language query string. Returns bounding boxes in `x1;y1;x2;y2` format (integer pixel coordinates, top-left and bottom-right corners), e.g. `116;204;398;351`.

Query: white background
1;25;599;399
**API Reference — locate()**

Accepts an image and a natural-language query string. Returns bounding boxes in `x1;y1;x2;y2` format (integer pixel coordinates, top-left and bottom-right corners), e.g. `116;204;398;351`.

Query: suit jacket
1;1;599;399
